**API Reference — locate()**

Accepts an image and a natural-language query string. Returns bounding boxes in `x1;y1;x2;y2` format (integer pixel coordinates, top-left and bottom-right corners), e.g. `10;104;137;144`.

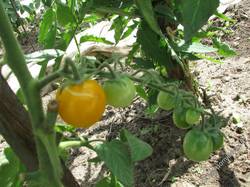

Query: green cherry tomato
183;129;213;162
173;107;192;129
208;130;224;151
185;108;201;125
157;90;176;110
103;76;136;107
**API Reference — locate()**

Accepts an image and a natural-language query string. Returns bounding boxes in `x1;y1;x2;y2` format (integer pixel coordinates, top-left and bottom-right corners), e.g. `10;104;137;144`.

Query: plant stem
0;2;63;186
64;57;81;81
95;7;135;17
73;35;81;56
110;173;117;187
38;70;62;89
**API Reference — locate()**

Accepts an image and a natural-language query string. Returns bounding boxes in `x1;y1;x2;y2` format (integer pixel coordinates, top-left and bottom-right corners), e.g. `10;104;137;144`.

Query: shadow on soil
66;102;236;187
216;148;241;187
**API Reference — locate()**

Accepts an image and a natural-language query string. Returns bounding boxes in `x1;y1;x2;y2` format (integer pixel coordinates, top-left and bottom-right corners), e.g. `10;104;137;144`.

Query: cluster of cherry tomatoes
157;87;224;161
56;76;224;162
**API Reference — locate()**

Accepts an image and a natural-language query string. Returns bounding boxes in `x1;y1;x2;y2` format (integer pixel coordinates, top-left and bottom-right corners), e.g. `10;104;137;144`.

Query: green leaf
38;8;57;48
212;38;236;57
145;104;159;117
95;140;134;186
88;156;101;163
96;177;112;187
134;58;154;69
178;0;220;41
120;129;153;162
46;24;57;49
56;3;75;27
92;0;122;8
215;11;235;23
80;35;114;45
96;177;124;187
42;0;52;7
38;61;48;79
25;49;64;64
195;54;223;64
178;41;218;53
121;21;138;40
0;147;25;187
154;3;177;24
135;0;162;35
136;85;148;100
54;123;75;134
111;16;128;44
137;21;172;68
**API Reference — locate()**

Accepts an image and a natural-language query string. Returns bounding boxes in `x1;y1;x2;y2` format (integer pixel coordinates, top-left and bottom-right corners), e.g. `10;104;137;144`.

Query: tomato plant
103;76;136;108
56;80;106;128
0;0;231;186
183;129;213;162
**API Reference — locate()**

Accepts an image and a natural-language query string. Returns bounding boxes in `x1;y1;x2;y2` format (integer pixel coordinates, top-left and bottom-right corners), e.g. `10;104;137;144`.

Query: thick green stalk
0;2;62;186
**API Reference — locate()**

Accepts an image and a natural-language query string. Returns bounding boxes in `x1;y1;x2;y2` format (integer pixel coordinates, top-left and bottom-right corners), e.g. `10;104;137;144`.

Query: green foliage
0;147;26;187
120;129;153;162
111;16;129;44
95;140;134;186
38;8;57;48
80;35;114;45
135;0;161;35
56;3;75;27
137;21;172;68
42;0;52;7
177;0;220;41
96;176;124;187
25;49;64;64
95;129;153;186
212;38;236;57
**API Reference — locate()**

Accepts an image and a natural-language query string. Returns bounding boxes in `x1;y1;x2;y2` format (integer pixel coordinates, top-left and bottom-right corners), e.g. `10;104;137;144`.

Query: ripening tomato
185;108;201;125
56;80;106;128
183;129;213;162
103;76;136;107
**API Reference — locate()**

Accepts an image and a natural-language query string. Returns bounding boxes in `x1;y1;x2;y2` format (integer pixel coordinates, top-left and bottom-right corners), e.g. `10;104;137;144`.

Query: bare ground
67;1;250;186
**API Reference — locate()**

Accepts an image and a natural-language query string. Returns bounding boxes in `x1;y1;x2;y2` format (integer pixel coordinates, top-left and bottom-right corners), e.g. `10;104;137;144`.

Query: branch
0;1;32;89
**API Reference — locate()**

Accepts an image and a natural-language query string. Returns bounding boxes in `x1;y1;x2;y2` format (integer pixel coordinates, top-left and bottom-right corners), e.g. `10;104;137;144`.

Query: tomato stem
64;57;81;81
73;34;81;56
110;172;117;187
114;60;124;71
38;70;63;89
0;2;63;186
38;57;82;89
97;62;117;78
45;100;59;132
201;113;206;131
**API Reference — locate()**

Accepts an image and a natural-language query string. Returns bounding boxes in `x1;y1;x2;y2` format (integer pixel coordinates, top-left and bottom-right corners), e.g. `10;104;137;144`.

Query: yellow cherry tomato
56;80;106;128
